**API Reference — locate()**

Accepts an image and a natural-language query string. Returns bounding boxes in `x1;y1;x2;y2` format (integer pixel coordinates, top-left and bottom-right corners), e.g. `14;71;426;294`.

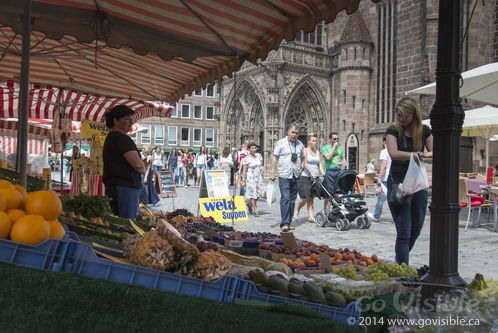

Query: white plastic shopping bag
266;180;278;207
376;182;388;199
402;153;429;195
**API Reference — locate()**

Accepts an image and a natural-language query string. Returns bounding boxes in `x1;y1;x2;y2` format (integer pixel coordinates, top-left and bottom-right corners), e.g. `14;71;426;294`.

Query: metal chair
459;178;491;230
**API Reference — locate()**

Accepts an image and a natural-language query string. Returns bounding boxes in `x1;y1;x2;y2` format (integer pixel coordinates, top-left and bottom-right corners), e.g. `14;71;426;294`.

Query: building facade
135;84;220;152
218;0;498;172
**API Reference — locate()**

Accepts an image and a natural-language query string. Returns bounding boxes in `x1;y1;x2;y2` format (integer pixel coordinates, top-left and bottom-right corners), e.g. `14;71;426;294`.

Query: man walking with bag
270;123;304;232
367;135;391;222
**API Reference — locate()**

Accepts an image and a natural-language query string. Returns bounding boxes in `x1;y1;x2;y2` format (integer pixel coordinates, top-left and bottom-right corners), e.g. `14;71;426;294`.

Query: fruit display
466;274;498;301
366;261;417;277
332;265;362;280
166;208;194;220
128;230;175;271
0;180;65;245
367;272;390;284
196;249;232;281
396;276;422;288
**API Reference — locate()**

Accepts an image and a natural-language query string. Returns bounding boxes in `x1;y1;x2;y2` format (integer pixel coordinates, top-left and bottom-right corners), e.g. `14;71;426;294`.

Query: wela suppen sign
198;196;248;222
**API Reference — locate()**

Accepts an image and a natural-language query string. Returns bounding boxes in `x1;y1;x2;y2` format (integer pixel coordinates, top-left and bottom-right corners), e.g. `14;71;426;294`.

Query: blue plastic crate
62;239;242;303
0;235;72;272
233;277;362;326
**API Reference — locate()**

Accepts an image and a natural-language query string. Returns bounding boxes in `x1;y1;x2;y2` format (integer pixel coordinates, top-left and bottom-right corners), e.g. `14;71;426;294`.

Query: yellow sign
199;196;248;223
81;120;109;138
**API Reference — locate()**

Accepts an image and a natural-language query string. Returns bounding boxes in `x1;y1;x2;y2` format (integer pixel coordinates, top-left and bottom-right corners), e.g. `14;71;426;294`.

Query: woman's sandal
281;225;289;232
308;219;316;223
254;212;260;217
288;226;295;230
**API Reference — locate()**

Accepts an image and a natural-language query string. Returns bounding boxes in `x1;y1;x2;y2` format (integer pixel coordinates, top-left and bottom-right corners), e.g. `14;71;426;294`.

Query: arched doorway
284;79;328;148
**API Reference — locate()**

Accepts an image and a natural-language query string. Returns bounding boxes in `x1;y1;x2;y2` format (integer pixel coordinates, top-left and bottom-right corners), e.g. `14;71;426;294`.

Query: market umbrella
423;105;498;168
406;62;498;105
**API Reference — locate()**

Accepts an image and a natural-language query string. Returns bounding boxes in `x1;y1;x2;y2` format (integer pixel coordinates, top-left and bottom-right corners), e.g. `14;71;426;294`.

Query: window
343;90;347;104
168;126;177;146
193;105;202;119
141;125;151;144
129;132;137;143
205;128;214;147
181;104;190;118
206;106;214;120
294;22;324;46
193;128;202;146
154;125;164;145
194;88;202;97
352;96;356;109
169;104;177;118
376;1;397;124
181;127;190;146
206;84;215;97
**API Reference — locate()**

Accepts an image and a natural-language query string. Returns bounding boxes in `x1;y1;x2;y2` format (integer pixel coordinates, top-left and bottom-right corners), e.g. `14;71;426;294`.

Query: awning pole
16;0;32;188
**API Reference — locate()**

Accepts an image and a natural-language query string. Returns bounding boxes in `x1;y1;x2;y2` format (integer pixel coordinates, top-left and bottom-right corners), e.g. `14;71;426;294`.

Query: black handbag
388;182;413;206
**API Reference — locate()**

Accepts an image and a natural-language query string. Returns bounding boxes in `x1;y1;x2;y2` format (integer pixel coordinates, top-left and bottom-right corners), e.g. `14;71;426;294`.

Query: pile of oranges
0;179;65;245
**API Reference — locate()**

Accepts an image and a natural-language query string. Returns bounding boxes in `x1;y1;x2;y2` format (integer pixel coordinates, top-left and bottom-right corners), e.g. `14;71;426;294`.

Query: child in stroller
313;170;371;230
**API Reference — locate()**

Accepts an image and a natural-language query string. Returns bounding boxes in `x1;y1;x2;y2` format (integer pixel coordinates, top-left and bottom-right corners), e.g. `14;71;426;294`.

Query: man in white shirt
270;123;304;232
367;135;391;222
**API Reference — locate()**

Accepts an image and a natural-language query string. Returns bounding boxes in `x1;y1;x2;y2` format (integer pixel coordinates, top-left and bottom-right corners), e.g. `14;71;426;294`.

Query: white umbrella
407;62;498;105
423;105;498;167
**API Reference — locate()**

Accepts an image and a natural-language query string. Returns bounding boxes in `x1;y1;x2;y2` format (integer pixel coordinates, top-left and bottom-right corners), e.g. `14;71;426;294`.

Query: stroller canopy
336;170;359;194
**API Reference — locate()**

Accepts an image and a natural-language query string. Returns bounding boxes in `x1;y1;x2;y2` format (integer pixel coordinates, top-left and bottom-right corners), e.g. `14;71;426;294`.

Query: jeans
324;169;341;194
178;167;186;186
153;164;162;176
387;177;428;265
373;180;388;219
116;185;141;220
278;176;299;227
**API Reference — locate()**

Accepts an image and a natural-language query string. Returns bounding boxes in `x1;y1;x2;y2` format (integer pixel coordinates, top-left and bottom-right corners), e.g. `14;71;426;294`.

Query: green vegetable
303;282;326;302
269;276;289;292
62;194;112;219
325;291;346;306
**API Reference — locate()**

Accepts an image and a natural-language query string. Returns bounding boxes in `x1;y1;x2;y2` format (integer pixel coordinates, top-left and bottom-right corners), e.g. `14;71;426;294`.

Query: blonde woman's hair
306;133;317;141
394;97;423;152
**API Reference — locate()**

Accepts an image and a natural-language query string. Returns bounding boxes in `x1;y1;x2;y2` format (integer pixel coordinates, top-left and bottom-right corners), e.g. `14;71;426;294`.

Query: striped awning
0;82;172;122
0;119;50;140
0;0;379;103
0;136;48;155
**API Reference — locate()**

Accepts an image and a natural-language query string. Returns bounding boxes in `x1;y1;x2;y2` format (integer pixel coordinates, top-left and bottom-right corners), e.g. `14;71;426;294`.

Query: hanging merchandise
50;110;63;153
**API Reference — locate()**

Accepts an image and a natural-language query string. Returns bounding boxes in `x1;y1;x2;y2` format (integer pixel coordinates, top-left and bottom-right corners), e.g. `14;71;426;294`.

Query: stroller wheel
364;217;372;229
315;212;327;227
357;217;366;229
343;219;351;230
335;219;344;231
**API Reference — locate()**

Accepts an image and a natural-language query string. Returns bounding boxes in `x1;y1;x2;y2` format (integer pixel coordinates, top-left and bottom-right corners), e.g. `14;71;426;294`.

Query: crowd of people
103;96;433;266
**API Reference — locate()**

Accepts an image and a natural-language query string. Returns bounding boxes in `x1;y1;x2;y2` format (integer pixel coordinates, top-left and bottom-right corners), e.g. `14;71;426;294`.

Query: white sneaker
366;212;379;222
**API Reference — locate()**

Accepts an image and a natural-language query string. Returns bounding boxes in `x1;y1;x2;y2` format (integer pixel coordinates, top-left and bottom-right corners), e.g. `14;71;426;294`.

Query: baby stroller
313;170;371;231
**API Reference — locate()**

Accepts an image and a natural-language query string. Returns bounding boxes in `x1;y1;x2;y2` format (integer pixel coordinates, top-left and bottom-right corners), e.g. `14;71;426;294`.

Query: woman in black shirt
103;105;145;219
386;97;433;265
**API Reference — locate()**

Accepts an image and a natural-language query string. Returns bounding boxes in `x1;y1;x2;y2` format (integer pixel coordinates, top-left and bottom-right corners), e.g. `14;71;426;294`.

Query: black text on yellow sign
198;196;248;222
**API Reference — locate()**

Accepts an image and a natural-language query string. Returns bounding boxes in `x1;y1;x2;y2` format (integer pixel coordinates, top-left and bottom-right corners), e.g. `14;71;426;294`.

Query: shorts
298;176;314;199
196;164;206;170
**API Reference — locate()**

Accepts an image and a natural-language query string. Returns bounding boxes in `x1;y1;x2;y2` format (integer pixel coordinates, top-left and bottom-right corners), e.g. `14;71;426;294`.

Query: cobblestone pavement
151;184;498;281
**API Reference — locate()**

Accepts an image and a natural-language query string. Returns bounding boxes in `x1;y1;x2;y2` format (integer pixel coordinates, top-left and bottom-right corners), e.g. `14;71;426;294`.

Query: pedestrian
367;135;391;222
195;146;207;187
230;147;239;186
241;142;264;217
166;148;179;185
152;146;163;176
386;96;433;265
270;123;305;232
206;147;215;170
366;159;376;173
294;133;324;223
238;144;248;196
177;149;186;187
219;147;233;186
102;105;145;220
140;152;159;205
185;149;194;186
322;132;346;209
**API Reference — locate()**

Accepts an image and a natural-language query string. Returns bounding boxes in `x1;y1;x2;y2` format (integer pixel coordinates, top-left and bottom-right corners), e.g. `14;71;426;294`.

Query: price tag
319;252;332;273
280;232;298;249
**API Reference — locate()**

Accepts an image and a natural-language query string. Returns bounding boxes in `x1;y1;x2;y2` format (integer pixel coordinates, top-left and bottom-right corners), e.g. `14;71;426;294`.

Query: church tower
334;11;374;172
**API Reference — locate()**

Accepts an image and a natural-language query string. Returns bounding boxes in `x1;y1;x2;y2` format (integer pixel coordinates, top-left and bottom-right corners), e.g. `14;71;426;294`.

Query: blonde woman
294;133;324;223
386;97;433;265
195;146;207;187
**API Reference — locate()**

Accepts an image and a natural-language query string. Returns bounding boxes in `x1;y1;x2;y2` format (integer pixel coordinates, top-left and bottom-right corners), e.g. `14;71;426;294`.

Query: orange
0;179;14;190
6;209;26;224
0;193;6;212
24;191;62;220
47;220;65;240
0;188;22;209
0;211;11;238
13;184;28;201
10;215;50;245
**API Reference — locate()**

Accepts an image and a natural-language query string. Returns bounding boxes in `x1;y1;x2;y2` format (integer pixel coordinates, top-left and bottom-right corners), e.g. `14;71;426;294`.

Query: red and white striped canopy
0;0;379;103
1;137;48;155
0;119;50;140
0;82;172;122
